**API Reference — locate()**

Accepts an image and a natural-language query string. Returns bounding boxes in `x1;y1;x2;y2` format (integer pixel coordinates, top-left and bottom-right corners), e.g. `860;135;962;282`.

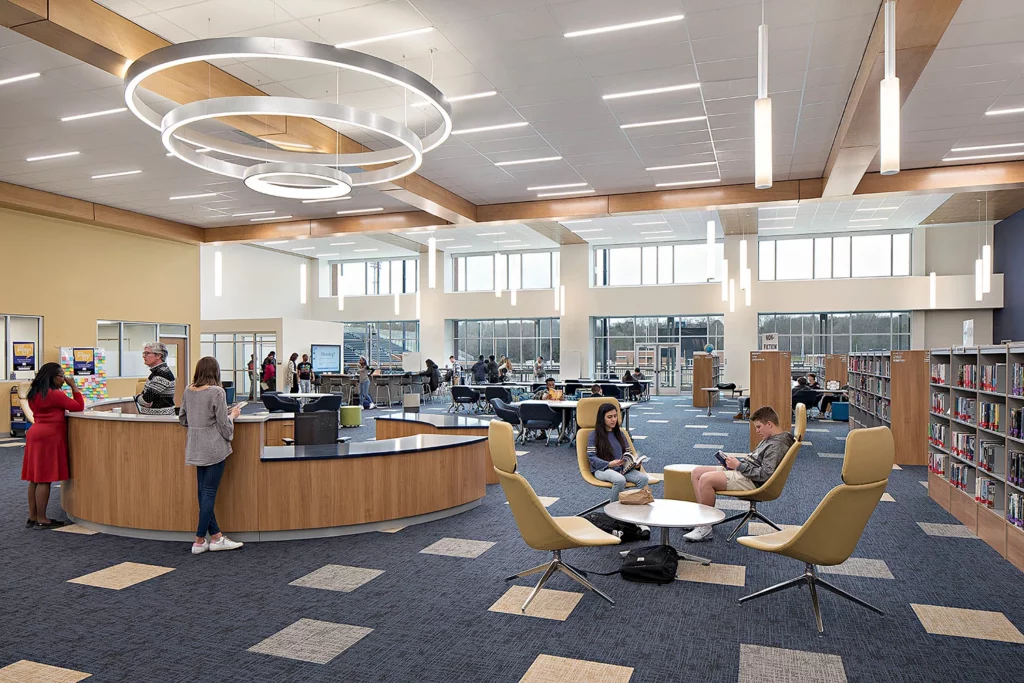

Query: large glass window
592;315;725;380
757;311;911;363
97;321;189;378
331;258;417;297
595;243;724;287
452;251;559;292
344;321;419;370
759;232;911;281
452;317;560;375
200;332;275;393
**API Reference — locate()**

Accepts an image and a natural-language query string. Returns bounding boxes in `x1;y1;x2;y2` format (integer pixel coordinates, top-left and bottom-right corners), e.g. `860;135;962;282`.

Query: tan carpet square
67;562;174;590
819;558;894;579
248;618;372;664
676;562;746;587
892;464;902;470
519;654;633;682
746;523;802;536
489;586;583;621
516;450;529;456
0;661;91;682
420;537;495;558
919;480;929;488
52;524;98;536
911;604;1024;643
289;565;384;593
881;493;895;502
507;497;558;508
738;644;847;683
917;522;977;538
378;526;404;533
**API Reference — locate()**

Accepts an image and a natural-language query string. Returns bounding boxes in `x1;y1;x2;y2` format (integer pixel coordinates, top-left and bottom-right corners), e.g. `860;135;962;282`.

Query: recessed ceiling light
646;161;717;171
302;196;352;203
655;178;721;188
251;215;291;222
951;142;1024;152
603;83;700;100
632;221;667;226
494;240;518;243
232;210;275;217
477;232;506;236
263;241;288;245
527;182;589;191
495;156;562;167
622;116;706;129
560;219;592;224
587;237;614;241
640;230;673;235
759;217;795;221
942;151;1024;162
336;207;385;215
760;226;794;231
537;189;596;197
292;247;315;251
435;238;456;242
91;169;142;179
169;192;217;200
26;151;79;162
0;72;40;87
985;106;1024;116
849;218;886;222
415;91;497;106
453;121;529;135
317;253;339;257
564;14;684;38
448;245;473;249
330;242;355;246
275;141;315;150
353;248;379;252
335;26;434;49
572;229;603;233
644;235;675;240
61;107;127;122
854;207;897;212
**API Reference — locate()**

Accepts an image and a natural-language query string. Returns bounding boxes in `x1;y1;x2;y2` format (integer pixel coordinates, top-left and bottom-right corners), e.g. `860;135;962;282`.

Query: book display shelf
927;344;1024;571
848;350;928;466
692;353;722;408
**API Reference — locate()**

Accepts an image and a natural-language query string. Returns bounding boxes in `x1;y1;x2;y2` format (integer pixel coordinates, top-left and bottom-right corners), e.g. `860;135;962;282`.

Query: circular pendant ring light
243;163;353;200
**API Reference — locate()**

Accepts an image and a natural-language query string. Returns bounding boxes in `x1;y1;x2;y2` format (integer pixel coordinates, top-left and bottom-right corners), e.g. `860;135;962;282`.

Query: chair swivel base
505;549;614;612
720;501;780;542
738;562;883;634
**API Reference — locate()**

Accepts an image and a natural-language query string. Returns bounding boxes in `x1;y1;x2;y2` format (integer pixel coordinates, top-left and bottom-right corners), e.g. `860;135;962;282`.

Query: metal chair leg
505;562;550;581
808;573;824;634
575;499;608;517
508;550;615;612
521;561;559;613
815;576;884;615
558;563;615;605
738;573;809;604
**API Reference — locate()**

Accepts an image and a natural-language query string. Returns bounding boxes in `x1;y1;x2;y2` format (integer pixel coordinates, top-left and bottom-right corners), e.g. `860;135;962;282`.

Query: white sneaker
209;536;243;552
683;525;714;542
369;402;377;410
191;540;209;555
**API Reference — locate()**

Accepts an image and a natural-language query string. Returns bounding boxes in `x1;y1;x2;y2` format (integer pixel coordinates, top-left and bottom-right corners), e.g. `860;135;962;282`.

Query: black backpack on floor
619;545;679;584
583;510;650;542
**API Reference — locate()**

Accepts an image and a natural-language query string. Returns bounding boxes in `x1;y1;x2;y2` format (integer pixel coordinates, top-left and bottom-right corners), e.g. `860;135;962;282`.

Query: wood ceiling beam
821;0;962;198
854;161;1024;196
0;0;477;222
921;190;1024;225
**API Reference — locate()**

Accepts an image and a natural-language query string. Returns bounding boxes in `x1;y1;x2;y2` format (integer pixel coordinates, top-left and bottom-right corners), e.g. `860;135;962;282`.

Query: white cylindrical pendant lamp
428;237;437;288
929;271;936;309
754;23;772;189
879;1;900;176
299;263;307;304
721;258;729;301
213;250;223;297
982;244;992;293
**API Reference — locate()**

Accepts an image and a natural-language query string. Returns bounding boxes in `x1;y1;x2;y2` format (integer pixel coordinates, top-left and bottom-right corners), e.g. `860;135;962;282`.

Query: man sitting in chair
684;406;795;542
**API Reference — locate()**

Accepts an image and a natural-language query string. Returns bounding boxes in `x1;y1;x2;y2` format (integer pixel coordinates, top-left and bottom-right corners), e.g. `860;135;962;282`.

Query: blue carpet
0;396;1021;682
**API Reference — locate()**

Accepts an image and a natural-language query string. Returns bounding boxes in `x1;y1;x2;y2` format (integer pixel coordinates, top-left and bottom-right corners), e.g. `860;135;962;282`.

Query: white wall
202;244;312;320
922;310;994;348
924;222;994;276
281;318;345;359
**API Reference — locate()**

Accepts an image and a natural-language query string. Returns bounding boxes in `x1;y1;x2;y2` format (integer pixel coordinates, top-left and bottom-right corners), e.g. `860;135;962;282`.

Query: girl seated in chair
587;402;649;502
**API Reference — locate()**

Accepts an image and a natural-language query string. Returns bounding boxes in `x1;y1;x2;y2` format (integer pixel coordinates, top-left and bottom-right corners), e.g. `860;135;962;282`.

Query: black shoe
26;519;34;528
33;519;66;530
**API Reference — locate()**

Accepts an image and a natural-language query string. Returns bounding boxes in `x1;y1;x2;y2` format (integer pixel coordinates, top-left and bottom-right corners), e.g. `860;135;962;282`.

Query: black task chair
599;383;622;400
520;402;562;447
262;393;300;414
303;394;343;413
485;386;513;409
564;382;583;397
491;398;523;440
450;386;481;413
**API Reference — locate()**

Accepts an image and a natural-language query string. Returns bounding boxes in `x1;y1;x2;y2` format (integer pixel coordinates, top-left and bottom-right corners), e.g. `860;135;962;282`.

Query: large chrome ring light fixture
124;37;453;200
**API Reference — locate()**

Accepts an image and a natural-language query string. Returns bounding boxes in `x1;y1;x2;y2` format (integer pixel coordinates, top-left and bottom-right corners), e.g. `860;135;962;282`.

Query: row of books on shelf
931;363;949;385
980;402;1002;431
952;433;975;461
849;356;890;376
978;442;1000;473
931;392;949;415
852;393;889;421
929;452;945;475
950;462;971;491
1010;492;1024;529
929;422;947;449
954;397;976;423
852;375;889;396
1010;451;1024;486
980;364;1003;393
1012;363;1024;396
1010;408;1023;439
975;477;999;508
957;364;977;389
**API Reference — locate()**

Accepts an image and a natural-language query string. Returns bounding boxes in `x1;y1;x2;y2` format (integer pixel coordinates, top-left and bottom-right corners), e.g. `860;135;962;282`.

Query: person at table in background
261;352;277;392
500;355;514;376
806;373;821;389
282;352;298;394
448;355;462;385
621;369;643;400
792;376;821;413
486;355;501;383
22;363;85;529
137;341;176;415
534;356;545;380
179;356;243;555
297;353;315;394
498;367;511;384
590;383;604;397
421;358;441;394
471;355;487;384
540;377;564;401
588;402;649;502
686;406;794;542
357;356;375;409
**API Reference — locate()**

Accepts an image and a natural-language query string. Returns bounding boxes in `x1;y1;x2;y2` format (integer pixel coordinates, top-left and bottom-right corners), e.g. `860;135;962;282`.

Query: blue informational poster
73;348;96;376
12;342;35;371
311;344;342;374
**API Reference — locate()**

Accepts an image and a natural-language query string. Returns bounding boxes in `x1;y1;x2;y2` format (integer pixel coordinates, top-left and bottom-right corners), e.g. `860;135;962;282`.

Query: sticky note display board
60;347;107;403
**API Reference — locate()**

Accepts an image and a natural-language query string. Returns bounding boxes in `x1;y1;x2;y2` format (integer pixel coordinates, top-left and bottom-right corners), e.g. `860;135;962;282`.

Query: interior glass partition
200;332;276;397
592;315;724;383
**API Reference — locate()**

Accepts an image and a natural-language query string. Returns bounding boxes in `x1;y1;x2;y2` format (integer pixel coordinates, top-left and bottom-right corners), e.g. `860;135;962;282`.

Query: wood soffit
921;190;1024;225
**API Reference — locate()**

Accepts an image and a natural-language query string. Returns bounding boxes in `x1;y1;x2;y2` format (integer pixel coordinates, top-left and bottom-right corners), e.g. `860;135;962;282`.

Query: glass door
656;344;681;395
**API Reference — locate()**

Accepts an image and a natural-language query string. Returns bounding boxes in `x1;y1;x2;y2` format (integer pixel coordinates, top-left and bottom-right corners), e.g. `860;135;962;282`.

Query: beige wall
0;207;200;432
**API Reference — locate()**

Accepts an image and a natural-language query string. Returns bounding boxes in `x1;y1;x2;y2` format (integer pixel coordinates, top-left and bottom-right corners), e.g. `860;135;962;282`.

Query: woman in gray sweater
179;356;243;555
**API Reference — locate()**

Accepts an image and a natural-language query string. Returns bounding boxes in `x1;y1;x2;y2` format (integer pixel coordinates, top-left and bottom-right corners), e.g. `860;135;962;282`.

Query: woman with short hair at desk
588;402;649;501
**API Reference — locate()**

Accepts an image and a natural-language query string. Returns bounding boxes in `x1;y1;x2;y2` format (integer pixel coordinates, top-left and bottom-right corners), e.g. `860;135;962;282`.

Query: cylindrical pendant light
394;290;400;315
553;256;561;311
739;238;748;288
879;0;900;175
754;16;772;189
559;285;566;317
214;250;223;297
706;220;716;279
415;290;421;319
721;258;729;301
337;264;345;311
494;253;505;298
428;237;437;288
299;263;307;304
929;271;936;309
975;259;983;301
745;277;752;307
982;243;991;294
729;278;736;313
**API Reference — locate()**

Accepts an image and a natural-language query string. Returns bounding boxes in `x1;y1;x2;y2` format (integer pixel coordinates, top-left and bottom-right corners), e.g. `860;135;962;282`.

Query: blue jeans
299;379;312;394
359;379;372;406
196;460;226;538
594;468;649;502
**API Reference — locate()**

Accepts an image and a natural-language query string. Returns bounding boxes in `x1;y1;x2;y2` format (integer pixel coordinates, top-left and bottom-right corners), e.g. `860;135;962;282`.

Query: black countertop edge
261;434;488;462
373;412;491;429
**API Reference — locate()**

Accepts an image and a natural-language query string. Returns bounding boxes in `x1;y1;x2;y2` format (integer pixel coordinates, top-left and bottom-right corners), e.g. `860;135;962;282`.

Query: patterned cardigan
139;362;176;415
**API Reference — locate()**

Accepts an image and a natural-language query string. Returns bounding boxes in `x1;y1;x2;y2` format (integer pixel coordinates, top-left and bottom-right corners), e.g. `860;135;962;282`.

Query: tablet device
713;450;728;467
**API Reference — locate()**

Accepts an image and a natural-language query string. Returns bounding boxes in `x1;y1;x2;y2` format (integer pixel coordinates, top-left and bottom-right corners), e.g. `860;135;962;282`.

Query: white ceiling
755;193;951;236
557;209;724;244
249;232;418;261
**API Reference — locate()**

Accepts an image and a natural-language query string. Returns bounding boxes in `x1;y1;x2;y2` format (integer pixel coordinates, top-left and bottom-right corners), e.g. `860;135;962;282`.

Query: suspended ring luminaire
160;96;423;187
243;163;353;200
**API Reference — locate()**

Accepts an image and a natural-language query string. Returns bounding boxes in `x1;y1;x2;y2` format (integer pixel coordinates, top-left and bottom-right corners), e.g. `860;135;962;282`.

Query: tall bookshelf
825;354;849;386
848;350;928;466
927;344;1024;571
692;353;722;407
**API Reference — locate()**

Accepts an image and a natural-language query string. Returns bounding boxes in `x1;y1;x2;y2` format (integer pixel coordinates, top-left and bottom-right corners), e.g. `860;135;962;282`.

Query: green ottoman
340;405;362;428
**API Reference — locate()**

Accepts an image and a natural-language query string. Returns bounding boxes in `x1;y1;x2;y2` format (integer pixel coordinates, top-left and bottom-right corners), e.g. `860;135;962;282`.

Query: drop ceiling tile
130;11;199;43
580;42;696;79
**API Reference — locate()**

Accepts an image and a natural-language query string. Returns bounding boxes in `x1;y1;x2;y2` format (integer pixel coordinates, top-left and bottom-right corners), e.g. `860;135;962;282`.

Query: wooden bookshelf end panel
891;350;929;466
749;351;791;449
692;354;717;408
976;506;1007;558
928;471;951;511
1007;524;1024;573
949;488;979;532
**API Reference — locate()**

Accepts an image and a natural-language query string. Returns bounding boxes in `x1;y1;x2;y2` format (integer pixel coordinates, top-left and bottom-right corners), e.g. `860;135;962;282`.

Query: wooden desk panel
265;418;294;446
376;419;497;484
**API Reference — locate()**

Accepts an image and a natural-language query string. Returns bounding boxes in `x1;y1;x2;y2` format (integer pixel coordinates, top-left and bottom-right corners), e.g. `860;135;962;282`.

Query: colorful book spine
950;461;970;491
931;363;949;385
978;442;999;472
957;364;977;389
975;477;998;508
1009;492;1023;528
929;451;946;475
929;422;948;449
931;392;949;415
1009;451;1024;486
979;402;1002;430
954;397;976;423
1012;363;1024;396
952;432;976;461
1010;408;1023;439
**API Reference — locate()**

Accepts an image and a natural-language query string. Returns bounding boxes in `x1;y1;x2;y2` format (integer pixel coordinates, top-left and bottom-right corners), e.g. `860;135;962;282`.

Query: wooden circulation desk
64;400;488;540
375;412;498;484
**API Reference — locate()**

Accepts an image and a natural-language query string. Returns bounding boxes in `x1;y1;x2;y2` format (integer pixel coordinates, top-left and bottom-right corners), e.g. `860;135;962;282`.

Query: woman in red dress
22;362;85;529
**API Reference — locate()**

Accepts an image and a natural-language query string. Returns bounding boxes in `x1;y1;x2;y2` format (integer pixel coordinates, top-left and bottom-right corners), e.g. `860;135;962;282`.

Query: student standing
22;363;85;529
179;357;243;555
297;354;315;393
262;352;277;392
357;356;375;409
282;352;298;394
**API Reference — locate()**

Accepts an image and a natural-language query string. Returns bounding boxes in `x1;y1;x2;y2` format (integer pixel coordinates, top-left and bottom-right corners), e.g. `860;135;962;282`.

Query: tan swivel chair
737;426;894;633
135;378;147;395
717;403;806;541
490;421;620;612
574;397;663;515
16;382;34;424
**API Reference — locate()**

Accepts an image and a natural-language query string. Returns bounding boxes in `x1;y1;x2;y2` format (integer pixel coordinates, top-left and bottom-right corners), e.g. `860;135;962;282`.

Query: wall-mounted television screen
311;344;342;374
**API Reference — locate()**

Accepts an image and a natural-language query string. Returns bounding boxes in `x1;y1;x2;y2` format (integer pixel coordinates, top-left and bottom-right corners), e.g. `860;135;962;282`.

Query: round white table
604;499;726;566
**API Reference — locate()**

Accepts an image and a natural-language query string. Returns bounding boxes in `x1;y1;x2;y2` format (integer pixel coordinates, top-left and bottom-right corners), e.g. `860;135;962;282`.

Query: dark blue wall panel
993;207;1024;342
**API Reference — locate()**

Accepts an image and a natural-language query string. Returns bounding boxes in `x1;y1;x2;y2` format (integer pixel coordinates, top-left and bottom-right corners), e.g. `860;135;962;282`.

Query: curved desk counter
375;412;498;484
64;399;488;541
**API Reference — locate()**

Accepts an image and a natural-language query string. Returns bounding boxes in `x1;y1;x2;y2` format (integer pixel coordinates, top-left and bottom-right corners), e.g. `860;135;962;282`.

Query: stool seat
663;463;699;503
340;405;362;427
